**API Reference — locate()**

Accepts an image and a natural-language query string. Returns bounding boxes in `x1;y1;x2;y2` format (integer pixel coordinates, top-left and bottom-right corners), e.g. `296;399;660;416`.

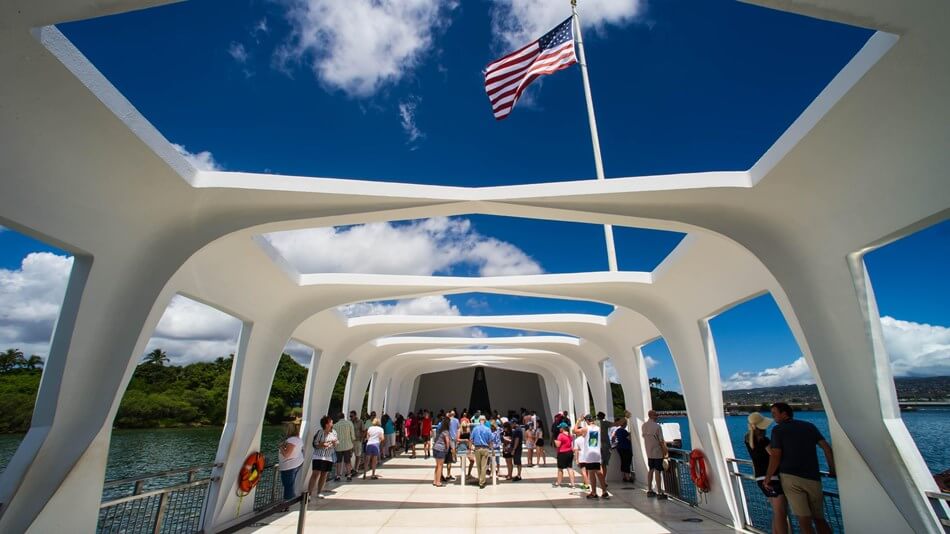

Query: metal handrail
928;491;950;501
726;458;837;484
102;462;221;488
99;478;218;508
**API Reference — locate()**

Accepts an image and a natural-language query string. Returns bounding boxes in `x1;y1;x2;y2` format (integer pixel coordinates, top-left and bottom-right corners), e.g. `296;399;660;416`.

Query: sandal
371;475;379;480
586;494;598;500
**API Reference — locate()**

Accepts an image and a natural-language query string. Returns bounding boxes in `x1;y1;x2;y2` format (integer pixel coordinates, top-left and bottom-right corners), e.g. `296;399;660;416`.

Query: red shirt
405;417;416;437
556;432;573;453
421;417;432;437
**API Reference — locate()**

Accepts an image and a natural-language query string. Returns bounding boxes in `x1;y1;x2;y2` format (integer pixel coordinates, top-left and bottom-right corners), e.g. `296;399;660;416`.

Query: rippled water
0;410;947;483
664;407;950;474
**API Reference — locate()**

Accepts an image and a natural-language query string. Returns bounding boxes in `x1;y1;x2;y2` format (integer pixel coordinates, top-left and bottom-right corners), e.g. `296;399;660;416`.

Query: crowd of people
276;401;836;534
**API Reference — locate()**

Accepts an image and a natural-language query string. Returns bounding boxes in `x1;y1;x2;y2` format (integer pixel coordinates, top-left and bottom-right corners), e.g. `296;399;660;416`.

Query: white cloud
263;217;543;277
228;41;249;63
277;0;458;97
399;98;424;146
644;355;658;369
880;316;950;377
722;357;814;391
604;355;658;384
722;316;950;389
284;339;315;366
0;252;74;357
252;18;269;38
490;0;644;52
172;143;223;171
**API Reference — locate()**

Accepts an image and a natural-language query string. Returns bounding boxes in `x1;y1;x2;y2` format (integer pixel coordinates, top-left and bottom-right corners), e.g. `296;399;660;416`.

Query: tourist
524;424;536;467
308;415;337;498
491;420;503;473
597;412;611;484
575;414;609;499
553;422;576;488
642;410;668;499
613;417;634;483
472;415;493;488
746;412;788;534
573;423;590;490
765;402;836;534
432;416;452;486
333;412;355;482
349;411;364;477
421;410;433;459
457;422;474;480
277;422;303;507
460;410;471;427
510;419;524;481
364;417;384;479
502;421;514;480
394;412;405;451
534;423;547;466
382;414;396;458
445;410;459;482
404;411;418;457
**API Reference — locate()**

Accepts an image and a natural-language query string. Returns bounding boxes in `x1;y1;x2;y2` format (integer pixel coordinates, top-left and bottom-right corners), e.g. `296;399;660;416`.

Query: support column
767;256;940;533
341;362;356;414
664;317;741;524
610;345;653;484
600;360;614;420
0;255;176;533
204;321;292;532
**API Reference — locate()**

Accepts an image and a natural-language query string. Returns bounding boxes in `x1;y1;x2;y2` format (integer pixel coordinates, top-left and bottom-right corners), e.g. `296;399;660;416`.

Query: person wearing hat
552;422;577;488
746;412;789;534
641;410;668;499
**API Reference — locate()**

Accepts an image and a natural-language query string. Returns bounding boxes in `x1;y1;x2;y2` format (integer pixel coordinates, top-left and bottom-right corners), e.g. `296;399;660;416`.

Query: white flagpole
571;0;618;272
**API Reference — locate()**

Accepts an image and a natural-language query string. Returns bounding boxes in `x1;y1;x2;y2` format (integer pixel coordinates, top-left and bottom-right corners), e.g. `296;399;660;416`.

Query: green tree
143;349;170;366
24;355;43;370
0;348;25;373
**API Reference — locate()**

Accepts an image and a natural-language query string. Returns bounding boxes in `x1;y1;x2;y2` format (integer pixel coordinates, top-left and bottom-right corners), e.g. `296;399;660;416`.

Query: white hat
747;412;774;430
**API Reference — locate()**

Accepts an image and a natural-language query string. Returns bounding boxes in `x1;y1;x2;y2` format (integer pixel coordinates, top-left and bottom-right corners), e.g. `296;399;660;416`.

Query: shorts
757;479;785;498
536;439;544;447
446;449;456;464
335;449;353;464
365;444;380;457
780;473;824;519
526;443;535;450
585;462;602;471
311;459;333;472
601;449;611;467
513;450;522;465
557;451;573;470
421;433;431;440
648;458;665;471
433;449;447;460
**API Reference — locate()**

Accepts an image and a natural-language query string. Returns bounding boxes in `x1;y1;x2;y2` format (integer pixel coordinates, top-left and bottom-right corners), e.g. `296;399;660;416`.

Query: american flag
485;17;577;120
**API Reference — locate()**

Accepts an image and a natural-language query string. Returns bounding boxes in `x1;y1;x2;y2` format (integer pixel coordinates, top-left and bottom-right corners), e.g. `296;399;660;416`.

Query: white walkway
239;453;743;534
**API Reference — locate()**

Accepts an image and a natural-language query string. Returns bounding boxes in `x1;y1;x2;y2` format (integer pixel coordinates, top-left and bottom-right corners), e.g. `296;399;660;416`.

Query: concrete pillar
204;321;292;532
601;360;614;420
664;317;741;525
0;255;176;533
767;256;940;533
609;346;653;484
294;347;322;493
341;362;356;414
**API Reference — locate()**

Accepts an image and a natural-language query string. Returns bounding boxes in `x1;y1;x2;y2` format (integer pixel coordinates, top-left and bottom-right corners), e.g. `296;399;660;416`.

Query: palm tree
143;349;170;366
648;377;663;390
25;355;44;370
0;348;24;373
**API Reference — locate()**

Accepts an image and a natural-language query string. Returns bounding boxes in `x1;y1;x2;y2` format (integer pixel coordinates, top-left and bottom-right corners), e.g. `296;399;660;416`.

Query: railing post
152;491;169;534
134;480;145;495
296;492;309;534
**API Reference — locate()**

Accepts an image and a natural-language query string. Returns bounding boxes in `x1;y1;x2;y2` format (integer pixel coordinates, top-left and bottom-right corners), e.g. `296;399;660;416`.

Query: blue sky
1;0;947;389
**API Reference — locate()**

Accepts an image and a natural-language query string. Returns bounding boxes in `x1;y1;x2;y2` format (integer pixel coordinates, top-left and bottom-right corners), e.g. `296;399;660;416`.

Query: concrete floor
239;453;745;534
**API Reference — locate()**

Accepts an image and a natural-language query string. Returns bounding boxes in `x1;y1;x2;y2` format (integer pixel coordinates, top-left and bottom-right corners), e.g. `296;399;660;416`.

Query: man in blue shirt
471;415;493;488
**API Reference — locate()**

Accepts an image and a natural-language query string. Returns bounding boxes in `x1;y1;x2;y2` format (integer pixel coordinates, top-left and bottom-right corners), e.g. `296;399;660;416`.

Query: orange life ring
237;452;266;495
689;449;711;493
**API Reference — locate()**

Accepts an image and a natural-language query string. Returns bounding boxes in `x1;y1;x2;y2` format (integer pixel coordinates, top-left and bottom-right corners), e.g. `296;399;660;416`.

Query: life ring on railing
689;449;711;493
237;452;266;496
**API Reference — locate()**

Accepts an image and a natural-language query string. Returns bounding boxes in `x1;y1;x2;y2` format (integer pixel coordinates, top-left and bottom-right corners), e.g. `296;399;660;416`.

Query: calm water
0;409;947;483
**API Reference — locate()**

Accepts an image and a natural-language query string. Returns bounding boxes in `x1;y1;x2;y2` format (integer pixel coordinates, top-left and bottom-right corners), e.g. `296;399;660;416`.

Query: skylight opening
55;1;875;185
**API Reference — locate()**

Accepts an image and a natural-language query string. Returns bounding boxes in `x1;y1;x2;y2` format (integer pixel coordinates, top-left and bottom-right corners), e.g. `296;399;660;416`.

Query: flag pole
571;0;618;272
